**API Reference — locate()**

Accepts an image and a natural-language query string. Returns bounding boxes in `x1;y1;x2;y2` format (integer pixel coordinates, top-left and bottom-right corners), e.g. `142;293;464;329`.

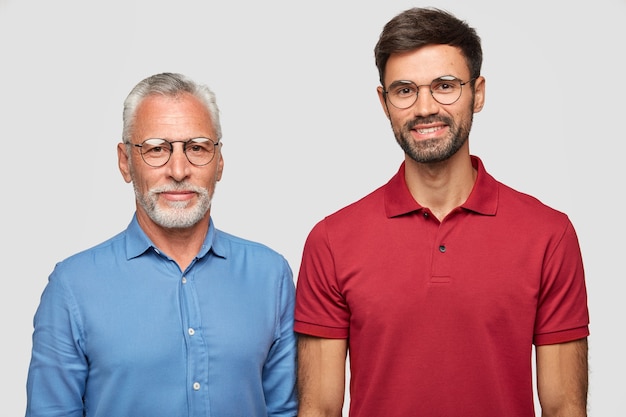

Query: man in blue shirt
26;72;298;417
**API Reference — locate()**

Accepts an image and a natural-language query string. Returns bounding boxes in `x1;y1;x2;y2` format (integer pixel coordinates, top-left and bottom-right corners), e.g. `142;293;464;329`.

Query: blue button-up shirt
26;215;298;417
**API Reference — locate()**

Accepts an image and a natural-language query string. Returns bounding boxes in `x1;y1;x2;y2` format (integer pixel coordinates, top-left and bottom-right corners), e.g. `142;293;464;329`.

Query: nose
166;142;191;181
411;87;440;117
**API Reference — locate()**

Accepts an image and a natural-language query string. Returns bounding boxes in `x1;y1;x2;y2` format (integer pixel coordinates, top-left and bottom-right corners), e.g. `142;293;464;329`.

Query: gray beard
134;182;212;229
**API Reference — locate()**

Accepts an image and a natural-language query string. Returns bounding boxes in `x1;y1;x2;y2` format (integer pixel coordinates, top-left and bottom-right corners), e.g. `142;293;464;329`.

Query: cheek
453;106;475;125
209;170;222;187
129;166;155;193
191;169;218;191
388;109;412;128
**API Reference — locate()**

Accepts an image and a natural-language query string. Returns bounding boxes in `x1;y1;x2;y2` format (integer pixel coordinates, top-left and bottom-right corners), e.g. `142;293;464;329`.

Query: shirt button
439;245;446;253
188;328;195;336
423;212;429;218
182;277;187;284
193;382;201;391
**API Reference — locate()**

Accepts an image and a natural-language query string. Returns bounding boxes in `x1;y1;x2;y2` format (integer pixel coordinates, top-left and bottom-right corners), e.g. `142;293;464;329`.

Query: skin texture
296;44;588;417
377;44;485;221
117;92;224;270
537;339;589;417
297;336;347;417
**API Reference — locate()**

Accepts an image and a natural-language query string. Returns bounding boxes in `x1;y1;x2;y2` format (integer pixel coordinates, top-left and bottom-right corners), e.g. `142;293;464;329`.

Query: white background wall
1;0;624;415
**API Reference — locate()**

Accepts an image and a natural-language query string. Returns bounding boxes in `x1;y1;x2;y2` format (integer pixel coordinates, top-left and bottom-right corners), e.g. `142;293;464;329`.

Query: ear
117;142;133;183
472;76;486;113
377;86;391;119
215;145;224;182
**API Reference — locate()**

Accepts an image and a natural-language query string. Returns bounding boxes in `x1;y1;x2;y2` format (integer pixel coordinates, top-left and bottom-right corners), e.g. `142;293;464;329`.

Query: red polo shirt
295;156;589;417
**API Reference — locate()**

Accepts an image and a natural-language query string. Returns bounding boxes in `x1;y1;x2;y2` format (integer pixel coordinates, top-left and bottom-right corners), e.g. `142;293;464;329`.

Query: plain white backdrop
1;0;624;415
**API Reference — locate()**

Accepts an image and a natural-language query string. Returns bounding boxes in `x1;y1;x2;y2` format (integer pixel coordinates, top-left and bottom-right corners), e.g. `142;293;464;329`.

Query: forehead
133;92;215;140
384;44;470;85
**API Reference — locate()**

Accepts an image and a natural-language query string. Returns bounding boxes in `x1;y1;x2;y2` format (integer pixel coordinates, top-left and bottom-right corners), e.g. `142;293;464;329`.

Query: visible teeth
416;126;440;134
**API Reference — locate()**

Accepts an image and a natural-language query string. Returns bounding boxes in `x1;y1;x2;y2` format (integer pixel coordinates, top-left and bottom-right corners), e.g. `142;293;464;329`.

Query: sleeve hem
294;321;348;339
534;325;589;346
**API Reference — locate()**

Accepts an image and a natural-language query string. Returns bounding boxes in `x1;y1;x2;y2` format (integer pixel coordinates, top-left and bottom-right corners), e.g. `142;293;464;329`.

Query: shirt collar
384;155;498;218
124;214;228;260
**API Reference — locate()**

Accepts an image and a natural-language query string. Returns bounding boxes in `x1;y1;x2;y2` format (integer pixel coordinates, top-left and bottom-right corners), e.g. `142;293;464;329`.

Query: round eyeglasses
383;75;476;108
132;137;220;167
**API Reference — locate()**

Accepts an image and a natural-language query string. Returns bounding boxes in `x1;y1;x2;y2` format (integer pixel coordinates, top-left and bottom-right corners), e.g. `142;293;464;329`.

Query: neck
136;211;210;270
404;152;477;221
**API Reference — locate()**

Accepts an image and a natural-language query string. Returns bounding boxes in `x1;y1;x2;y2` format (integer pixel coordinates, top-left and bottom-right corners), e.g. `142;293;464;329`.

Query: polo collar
384;155;498;218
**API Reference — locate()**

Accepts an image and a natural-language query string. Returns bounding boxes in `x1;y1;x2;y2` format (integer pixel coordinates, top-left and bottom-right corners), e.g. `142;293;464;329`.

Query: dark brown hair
374;7;482;86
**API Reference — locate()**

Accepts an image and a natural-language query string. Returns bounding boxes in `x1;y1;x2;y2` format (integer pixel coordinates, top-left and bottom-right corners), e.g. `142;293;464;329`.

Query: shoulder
42;231;128;296
497;180;571;224
488;180;581;254
320;183;387;228
474;156;571;226
213;228;290;268
54;230;126;272
211;229;295;297
215;229;281;255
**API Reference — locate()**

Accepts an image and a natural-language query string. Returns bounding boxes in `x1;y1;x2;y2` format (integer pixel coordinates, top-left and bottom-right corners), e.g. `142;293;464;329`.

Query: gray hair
122;72;222;144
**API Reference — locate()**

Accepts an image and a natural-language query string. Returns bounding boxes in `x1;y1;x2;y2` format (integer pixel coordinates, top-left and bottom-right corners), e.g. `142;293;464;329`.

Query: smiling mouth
415;125;446;134
160;191;195;201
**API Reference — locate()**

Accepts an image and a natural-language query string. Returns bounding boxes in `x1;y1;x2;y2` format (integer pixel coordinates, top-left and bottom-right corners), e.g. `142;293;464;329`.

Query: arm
536;338;588;417
26;274;88;417
263;263;298;416
297;335;348;417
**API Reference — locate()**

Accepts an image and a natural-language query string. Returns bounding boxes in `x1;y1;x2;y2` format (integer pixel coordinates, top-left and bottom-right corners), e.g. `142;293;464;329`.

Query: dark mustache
406;116;451;129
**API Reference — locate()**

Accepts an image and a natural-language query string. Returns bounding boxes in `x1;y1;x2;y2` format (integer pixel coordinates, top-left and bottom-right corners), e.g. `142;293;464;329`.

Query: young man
294;8;589;417
26;73;297;417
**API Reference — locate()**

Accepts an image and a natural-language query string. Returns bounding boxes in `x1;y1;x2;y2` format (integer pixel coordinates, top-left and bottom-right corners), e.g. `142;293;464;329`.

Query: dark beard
393;114;472;163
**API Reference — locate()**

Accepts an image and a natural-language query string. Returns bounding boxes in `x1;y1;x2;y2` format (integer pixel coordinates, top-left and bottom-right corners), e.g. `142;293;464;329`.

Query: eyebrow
387;75;459;88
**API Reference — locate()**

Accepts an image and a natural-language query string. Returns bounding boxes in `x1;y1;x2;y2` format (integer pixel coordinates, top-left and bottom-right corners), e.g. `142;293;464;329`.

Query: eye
185;138;213;154
187;144;206;153
432;79;460;93
142;139;170;154
147;146;165;154
391;83;417;97
398;87;414;97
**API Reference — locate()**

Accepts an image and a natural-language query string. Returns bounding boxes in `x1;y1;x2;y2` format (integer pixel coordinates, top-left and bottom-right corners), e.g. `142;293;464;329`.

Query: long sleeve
26;270;88;417
263;260;298;416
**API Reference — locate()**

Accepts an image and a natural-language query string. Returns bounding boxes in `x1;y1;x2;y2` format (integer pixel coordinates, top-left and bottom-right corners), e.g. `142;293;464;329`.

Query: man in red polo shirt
294;7;589;417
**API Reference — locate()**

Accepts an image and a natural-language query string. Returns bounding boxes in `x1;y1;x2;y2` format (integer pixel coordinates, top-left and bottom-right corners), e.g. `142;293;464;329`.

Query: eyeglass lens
386;76;467;108
138;138;217;167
